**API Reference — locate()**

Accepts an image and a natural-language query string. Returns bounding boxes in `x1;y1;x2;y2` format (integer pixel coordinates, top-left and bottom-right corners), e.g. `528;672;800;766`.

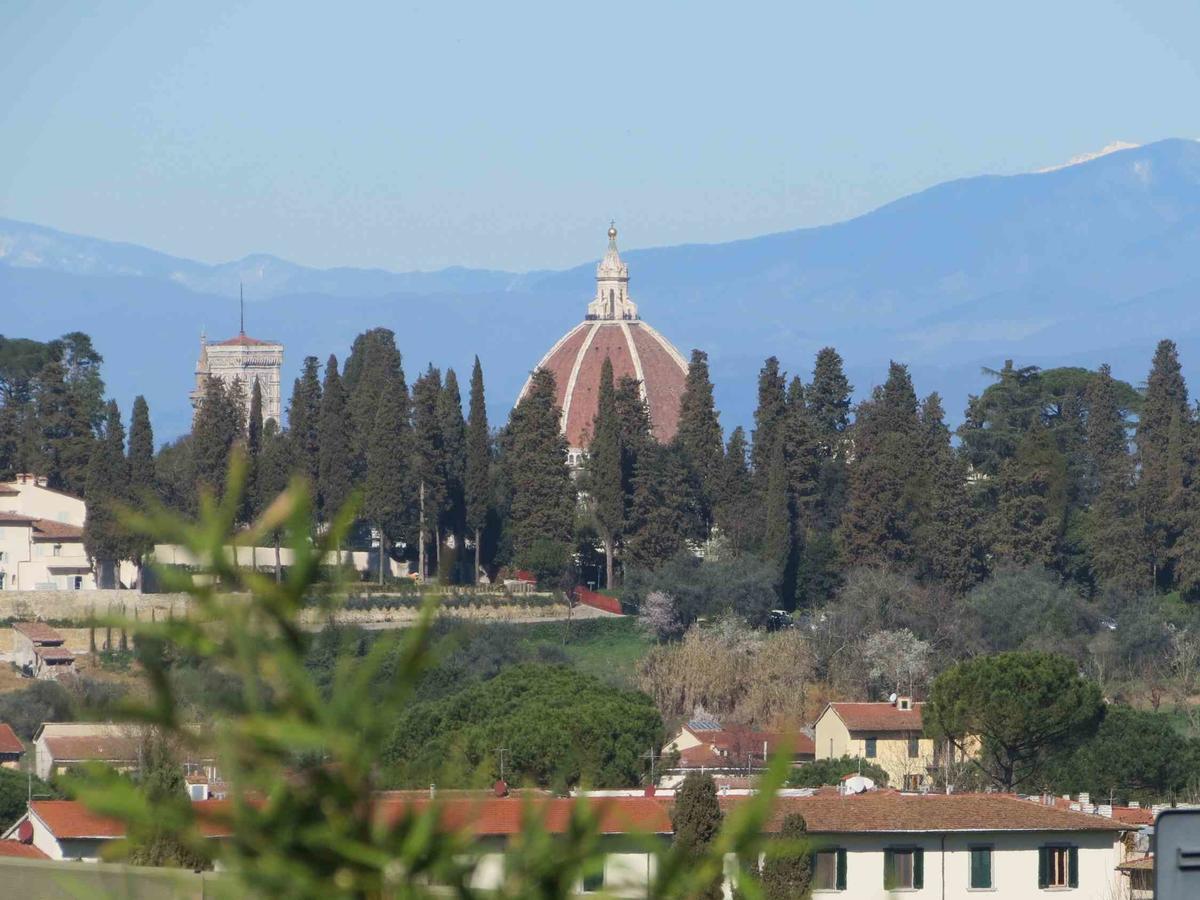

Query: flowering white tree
639;590;683;642
862;628;931;698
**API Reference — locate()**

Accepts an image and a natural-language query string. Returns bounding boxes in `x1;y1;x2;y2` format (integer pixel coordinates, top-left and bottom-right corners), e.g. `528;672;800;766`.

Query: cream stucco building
0;474;93;591
814;698;941;791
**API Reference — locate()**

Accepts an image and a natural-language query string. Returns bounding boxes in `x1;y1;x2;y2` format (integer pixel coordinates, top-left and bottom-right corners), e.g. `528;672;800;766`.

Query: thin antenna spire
239;283;245;335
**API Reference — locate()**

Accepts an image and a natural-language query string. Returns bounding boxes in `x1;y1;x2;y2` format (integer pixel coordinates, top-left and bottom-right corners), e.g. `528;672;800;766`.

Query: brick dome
518;226;688;454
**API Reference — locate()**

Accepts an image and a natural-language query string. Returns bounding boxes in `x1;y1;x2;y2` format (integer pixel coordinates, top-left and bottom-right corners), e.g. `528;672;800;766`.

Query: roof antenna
239;283;245;336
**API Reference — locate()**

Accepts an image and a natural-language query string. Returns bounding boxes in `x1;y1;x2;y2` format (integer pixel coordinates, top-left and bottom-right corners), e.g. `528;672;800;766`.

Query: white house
11;622;75;679
0;474;94;591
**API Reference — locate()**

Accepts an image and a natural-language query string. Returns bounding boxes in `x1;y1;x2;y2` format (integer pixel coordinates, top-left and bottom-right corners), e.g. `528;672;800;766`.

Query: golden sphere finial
608;221;617;240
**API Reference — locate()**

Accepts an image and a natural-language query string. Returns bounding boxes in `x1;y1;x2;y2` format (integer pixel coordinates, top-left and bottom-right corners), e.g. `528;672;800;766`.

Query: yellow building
813;697;937;791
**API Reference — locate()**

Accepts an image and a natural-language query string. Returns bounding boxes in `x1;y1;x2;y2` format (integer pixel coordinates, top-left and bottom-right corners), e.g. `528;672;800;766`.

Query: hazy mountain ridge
3;138;1199;441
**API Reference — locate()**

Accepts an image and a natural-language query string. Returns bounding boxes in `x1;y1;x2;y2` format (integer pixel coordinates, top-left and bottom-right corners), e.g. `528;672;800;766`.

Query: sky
2;1;1199;272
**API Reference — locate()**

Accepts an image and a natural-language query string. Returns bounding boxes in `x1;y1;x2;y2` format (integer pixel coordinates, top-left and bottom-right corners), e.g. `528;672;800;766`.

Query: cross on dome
588;222;638;321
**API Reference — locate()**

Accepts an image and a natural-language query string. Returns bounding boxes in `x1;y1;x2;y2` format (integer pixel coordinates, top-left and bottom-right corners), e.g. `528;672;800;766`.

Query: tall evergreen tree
675;349;724;528
760;438;793;587
808;347;852;450
411;366;447;580
287;356;322;488
751;356;788;480
990;425;1067;569
317;355;354;533
32;359;96;496
1087;364;1145;594
671;773;724;900
839;362;923;569
585;359;625;588
254;420;295;581
1136;339;1190;589
127;395;155;496
438;369;467;581
715;426;756;556
245;378;264;524
363;376;409;584
463;357;492;584
342;328;403;483
83;400;128;588
191;377;241;499
916;392;984;592
126;395;155;588
760;812;812;900
783;377;821;531
502;368;574;565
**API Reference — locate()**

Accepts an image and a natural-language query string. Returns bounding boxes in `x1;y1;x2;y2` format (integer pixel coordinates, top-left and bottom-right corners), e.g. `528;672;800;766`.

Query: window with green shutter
884;847;922;890
813;848;848;891
1038;845;1075;889
969;845;993;889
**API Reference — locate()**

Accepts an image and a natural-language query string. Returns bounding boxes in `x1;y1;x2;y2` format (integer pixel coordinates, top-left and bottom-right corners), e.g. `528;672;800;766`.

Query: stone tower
190;305;284;427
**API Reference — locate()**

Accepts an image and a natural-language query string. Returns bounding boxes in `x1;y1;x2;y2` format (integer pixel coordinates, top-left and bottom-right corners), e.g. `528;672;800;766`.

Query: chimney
1098;804;1113;818
1128;801;1140;809
1078;792;1090;806
896;696;913;711
429;784;436;799
644;785;656;797
493;780;509;797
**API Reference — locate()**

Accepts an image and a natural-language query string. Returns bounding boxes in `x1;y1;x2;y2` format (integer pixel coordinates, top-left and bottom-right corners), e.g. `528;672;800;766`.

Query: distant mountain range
4;138;1199;442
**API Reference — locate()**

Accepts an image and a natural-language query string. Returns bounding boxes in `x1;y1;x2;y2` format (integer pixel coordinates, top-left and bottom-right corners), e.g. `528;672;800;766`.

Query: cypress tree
784;377;821;529
840;362;923;568
502;368;574;564
317;355;354;532
254;419;295;581
671;773;724;900
751;356;788;480
287;356;323;488
245;378;264;524
675;349;724;528
990;425;1067;569
614;374;653;518
760;438;793;586
343;328;403;482
586;358;626;588
84;400;128;588
761;812;812;900
1136;339;1190;589
716;426;756;556
808;347;853;450
126;395;155;589
192;377;240;499
438;369;467;581
464;357;492;584
411;366;447;581
1087;364;1145;594
33;359;96;496
364;376;408;585
127;395;155;496
916;392;983;592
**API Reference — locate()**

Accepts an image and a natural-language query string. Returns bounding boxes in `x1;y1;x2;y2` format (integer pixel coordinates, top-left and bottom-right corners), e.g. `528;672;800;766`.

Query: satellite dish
888;692;898;704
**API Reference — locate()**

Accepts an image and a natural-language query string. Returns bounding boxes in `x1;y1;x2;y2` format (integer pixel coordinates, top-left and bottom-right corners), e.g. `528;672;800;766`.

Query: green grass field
514;617;651;689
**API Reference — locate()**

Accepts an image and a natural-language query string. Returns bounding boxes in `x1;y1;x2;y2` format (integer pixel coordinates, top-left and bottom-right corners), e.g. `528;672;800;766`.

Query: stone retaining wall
0;590;191;624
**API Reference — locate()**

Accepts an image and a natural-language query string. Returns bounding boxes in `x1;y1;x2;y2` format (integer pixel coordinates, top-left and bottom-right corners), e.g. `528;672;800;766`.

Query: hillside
3;139;1199;439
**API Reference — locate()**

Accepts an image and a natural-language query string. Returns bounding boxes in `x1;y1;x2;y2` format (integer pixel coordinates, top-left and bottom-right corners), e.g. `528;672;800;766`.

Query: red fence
574;587;622;615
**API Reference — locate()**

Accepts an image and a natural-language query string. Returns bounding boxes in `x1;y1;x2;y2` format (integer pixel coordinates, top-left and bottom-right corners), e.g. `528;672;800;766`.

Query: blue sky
1;0;1198;271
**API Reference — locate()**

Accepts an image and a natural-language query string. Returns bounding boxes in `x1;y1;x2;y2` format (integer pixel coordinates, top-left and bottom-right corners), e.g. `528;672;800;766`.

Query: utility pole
495;748;509;782
642;747;659;788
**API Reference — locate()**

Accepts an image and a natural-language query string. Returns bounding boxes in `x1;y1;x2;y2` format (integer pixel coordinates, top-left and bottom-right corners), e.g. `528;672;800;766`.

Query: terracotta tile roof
678;744;724;767
30;518;83;541
29;800;231;840
0;841;48;859
710;731;816;758
212;334;276;347
11;622;64;644
42;734;140;764
0;511;35;524
0;724;23;756
32;646;75;663
1109;807;1155;826
827;702;925;732
1117;855;1154;871
0;485;21;496
373;795;673;836
723;791;1128;834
